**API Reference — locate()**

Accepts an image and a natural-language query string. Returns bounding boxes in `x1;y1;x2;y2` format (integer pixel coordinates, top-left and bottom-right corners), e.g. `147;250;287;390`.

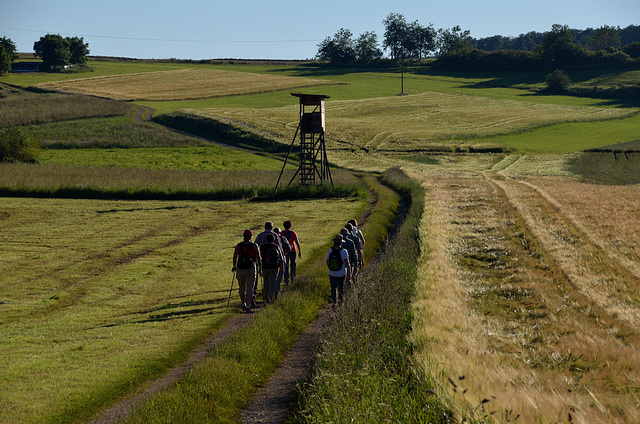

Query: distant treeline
436;24;640;73
474;25;640;52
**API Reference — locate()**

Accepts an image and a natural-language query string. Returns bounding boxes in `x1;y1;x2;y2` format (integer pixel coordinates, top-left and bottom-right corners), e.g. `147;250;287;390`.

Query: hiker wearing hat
326;234;350;304
345;222;363;270
232;229;261;313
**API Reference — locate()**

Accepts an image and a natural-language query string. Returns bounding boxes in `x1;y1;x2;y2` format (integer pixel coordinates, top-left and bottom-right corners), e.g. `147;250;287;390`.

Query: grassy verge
120;172;399;423
0;164;363;201
288;168;449;423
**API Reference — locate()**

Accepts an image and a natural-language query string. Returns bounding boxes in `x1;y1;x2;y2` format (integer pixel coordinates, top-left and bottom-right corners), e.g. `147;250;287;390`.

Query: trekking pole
226;272;236;309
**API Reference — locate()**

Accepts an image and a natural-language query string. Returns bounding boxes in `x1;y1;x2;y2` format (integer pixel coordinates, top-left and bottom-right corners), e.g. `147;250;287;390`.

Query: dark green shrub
545;69;572;93
623;42;640;58
0;127;40;163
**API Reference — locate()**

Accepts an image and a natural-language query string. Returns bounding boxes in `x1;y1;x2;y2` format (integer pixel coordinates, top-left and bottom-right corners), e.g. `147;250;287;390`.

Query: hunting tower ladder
275;93;332;191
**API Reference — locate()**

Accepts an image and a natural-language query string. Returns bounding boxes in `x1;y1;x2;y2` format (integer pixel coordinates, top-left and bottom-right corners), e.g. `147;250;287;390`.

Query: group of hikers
231;219;365;313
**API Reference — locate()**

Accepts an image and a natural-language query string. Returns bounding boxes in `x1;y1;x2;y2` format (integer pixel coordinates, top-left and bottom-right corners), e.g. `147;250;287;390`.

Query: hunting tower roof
290;93;330;105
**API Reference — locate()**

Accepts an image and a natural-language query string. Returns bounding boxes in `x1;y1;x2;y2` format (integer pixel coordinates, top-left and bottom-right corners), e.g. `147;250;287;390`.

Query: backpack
237;243;256;269
278;234;291;253
262;243;281;267
327;248;342;271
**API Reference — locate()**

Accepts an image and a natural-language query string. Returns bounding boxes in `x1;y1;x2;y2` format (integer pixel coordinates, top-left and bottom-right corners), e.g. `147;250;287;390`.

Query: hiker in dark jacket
326;234;350;304
281;220;302;286
232;229;261;313
259;233;285;303
340;228;357;287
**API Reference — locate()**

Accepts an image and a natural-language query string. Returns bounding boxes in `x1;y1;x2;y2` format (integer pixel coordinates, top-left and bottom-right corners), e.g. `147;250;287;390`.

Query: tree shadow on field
96;205;189;214
268;63;397;78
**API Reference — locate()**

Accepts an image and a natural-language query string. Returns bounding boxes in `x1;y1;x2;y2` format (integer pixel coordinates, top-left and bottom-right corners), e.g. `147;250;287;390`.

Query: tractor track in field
87;309;258;424
419;168;640;422
484;155;640;334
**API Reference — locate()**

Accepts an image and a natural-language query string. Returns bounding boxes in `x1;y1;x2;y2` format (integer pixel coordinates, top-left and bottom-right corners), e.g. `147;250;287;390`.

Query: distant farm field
184;92;634;153
0;196;364;424
35;69;341;101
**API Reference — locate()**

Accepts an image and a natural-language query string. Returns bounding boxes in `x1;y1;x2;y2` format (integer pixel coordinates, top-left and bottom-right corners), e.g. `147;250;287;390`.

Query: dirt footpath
88;311;257;424
87;303;330;424
240;307;331;424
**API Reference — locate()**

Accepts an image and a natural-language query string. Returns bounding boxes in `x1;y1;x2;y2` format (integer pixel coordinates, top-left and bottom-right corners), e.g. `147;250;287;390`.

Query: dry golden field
409;160;640;423
188;92;632;152
35;69;339;101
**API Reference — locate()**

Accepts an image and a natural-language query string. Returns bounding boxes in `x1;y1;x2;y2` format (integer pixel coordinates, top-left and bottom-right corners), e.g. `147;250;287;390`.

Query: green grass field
0;196;365;423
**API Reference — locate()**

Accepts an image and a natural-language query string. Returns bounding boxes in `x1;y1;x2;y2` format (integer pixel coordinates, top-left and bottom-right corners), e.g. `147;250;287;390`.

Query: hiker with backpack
344;222;363;281
339;228;357;287
273;227;290;297
326;234;350;305
260;233;285;303
347;219;365;266
281;220;301;287
232;229;261;313
255;222;281;304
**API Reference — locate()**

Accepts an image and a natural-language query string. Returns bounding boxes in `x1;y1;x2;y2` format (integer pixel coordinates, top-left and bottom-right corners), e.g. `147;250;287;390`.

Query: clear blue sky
2;0;638;60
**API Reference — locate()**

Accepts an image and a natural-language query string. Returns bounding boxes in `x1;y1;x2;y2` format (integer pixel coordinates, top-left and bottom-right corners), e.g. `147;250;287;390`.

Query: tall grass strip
0;164;364;201
289;168;449;423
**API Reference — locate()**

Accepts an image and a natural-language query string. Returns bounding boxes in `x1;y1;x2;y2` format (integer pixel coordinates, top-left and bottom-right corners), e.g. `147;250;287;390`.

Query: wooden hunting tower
275;93;333;191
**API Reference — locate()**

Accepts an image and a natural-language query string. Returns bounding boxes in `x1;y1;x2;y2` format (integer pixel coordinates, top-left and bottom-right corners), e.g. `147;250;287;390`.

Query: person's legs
276;269;283;295
262;268;276;303
284;254;291;284
288;251;297;284
337;275;345;301
236;269;247;309
329;276;338;303
269;269;280;302
244;266;256;312
262;270;270;303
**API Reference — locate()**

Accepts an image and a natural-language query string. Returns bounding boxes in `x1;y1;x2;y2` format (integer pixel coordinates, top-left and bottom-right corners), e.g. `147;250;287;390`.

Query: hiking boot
246;307;253;314
251;299;257;308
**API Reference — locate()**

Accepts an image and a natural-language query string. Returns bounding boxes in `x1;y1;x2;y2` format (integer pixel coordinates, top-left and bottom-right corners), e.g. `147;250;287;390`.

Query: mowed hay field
185;92;633;153
410;164;640;423
35;68;340;101
0;196;364;423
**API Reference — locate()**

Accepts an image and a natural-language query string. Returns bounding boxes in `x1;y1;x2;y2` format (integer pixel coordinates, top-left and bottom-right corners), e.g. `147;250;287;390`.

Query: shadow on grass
96;296;232;328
